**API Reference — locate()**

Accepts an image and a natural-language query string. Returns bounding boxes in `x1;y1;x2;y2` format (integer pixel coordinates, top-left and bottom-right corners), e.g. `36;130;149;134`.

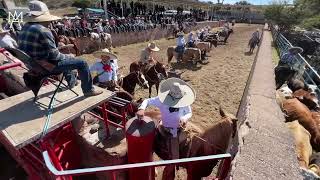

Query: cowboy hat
288;46;303;54
158;78;196;108
315;38;320;44
147;42;160;52
26;1;61;22
177;32;184;36
93;48;117;60
75;15;81;19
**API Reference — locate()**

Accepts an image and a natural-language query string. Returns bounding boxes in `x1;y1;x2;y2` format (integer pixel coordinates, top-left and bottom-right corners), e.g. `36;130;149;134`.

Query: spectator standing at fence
136;77;195;180
18;0;102;97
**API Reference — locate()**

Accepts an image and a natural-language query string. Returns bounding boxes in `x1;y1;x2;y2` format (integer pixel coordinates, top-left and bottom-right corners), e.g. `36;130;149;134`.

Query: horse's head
155;61;168;80
219;107;238;138
135;71;149;89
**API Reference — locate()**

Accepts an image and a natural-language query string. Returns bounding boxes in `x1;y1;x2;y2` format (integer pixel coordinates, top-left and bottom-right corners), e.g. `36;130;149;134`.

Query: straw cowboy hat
158;78;196;108
177;32;184;36
147;42;160;52
93;48;117;60
26;1;61;22
288;46;303;54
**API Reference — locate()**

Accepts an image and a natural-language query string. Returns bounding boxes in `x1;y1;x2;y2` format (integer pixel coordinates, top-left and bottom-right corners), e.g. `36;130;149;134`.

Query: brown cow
167;46;201;65
293;89;319;110
282;98;320;151
286;120;312;168
153;107;237;180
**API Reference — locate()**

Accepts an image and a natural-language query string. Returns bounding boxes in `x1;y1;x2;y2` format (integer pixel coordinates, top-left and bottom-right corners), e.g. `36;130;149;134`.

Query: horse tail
167;47;174;64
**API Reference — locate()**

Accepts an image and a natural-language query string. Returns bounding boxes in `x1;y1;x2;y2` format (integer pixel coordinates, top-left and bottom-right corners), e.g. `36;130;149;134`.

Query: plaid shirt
18;23;66;62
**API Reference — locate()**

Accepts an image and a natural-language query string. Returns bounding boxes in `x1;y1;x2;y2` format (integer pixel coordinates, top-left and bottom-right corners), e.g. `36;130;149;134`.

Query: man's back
18;23;65;62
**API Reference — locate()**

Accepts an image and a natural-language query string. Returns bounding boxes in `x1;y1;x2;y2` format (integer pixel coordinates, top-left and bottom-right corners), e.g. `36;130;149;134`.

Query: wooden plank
0;83;115;149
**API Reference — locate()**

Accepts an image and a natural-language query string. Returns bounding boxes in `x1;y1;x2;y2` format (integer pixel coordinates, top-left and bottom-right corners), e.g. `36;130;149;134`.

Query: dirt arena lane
81;23;263;129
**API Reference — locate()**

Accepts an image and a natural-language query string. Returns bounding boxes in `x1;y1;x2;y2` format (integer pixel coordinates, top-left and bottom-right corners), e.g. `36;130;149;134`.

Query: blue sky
200;0;293;5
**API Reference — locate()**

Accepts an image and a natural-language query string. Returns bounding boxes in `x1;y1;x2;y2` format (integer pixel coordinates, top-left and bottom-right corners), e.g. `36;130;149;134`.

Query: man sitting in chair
90;49;118;90
18;0;102;97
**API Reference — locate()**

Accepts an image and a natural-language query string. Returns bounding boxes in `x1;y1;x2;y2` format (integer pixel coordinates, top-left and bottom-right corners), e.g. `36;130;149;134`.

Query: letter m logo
8;11;23;28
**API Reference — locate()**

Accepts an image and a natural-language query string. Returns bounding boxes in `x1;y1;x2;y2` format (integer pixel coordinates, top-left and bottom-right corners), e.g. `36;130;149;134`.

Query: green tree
235;1;252;5
72;0;91;9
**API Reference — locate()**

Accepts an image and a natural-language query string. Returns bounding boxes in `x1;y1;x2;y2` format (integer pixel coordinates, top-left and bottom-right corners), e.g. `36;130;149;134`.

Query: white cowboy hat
177;32;184;36
147;42;160;52
75;15;81;19
158;78;196;108
93;48;117;60
288;46;303;54
26;1;61;22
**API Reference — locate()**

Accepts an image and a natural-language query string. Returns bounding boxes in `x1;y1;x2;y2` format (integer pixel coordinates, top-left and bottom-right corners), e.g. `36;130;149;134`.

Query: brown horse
119;70;149;96
58;35;80;56
130;61;168;97
153;107;238;180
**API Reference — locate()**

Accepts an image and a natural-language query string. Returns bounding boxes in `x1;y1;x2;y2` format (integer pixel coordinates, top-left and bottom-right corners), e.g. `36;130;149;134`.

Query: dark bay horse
119;70;149;96
248;36;260;53
130;61;168;97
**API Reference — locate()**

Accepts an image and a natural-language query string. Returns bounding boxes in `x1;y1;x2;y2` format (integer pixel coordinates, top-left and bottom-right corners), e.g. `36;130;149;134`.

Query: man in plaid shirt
18;0;102;97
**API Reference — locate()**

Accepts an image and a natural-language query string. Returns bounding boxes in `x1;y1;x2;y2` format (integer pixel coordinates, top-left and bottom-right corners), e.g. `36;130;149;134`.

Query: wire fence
270;25;320;89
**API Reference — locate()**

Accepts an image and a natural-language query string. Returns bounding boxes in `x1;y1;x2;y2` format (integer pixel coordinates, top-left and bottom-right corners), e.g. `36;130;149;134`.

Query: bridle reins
144;64;166;84
119;71;146;92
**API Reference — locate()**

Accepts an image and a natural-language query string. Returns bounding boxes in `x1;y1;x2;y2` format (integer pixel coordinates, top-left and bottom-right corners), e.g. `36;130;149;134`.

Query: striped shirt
18;23;66;62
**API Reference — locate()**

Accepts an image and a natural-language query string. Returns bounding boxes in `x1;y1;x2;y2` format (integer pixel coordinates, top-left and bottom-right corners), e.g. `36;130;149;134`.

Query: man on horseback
139;42;160;72
275;46;304;89
136;77;195;180
248;29;260;53
187;32;195;48
175;32;186;62
90;49;118;90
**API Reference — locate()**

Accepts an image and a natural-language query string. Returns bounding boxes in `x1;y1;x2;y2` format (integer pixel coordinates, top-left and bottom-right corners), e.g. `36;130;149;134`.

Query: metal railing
42;151;231;177
270;25;320;87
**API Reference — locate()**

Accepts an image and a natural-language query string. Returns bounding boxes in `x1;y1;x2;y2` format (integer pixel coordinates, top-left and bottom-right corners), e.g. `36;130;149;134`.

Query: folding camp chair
5;48;79;105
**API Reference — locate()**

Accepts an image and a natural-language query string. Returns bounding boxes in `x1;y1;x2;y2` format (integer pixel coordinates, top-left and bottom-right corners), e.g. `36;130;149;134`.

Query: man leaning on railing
275;46;304;89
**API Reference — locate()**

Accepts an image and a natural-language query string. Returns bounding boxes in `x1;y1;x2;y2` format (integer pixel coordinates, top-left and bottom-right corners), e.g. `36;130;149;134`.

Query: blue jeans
51;57;93;93
175;46;185;60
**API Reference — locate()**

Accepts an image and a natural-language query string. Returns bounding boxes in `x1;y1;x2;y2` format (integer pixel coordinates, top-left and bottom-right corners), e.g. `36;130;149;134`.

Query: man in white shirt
90;48;118;90
137;77;195;180
0;27;18;49
176;32;186;62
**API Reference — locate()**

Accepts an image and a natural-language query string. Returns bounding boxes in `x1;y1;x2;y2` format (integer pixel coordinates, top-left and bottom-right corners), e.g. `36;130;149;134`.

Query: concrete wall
229;25;302;179
76;21;224;54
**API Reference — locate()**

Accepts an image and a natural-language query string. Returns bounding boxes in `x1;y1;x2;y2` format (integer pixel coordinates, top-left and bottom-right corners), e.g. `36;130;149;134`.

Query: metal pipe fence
270;25;320;89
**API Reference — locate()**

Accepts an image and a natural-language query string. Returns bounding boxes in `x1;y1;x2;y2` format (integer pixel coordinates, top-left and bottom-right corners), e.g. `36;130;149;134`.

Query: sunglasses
169;107;179;113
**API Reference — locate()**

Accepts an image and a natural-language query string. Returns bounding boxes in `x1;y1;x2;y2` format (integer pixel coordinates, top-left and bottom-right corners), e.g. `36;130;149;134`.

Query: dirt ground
81;23;262;130
80;23;262;179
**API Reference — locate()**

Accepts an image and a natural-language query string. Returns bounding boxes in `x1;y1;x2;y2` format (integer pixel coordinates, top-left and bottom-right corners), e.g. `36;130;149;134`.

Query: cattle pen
0;22;303;179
